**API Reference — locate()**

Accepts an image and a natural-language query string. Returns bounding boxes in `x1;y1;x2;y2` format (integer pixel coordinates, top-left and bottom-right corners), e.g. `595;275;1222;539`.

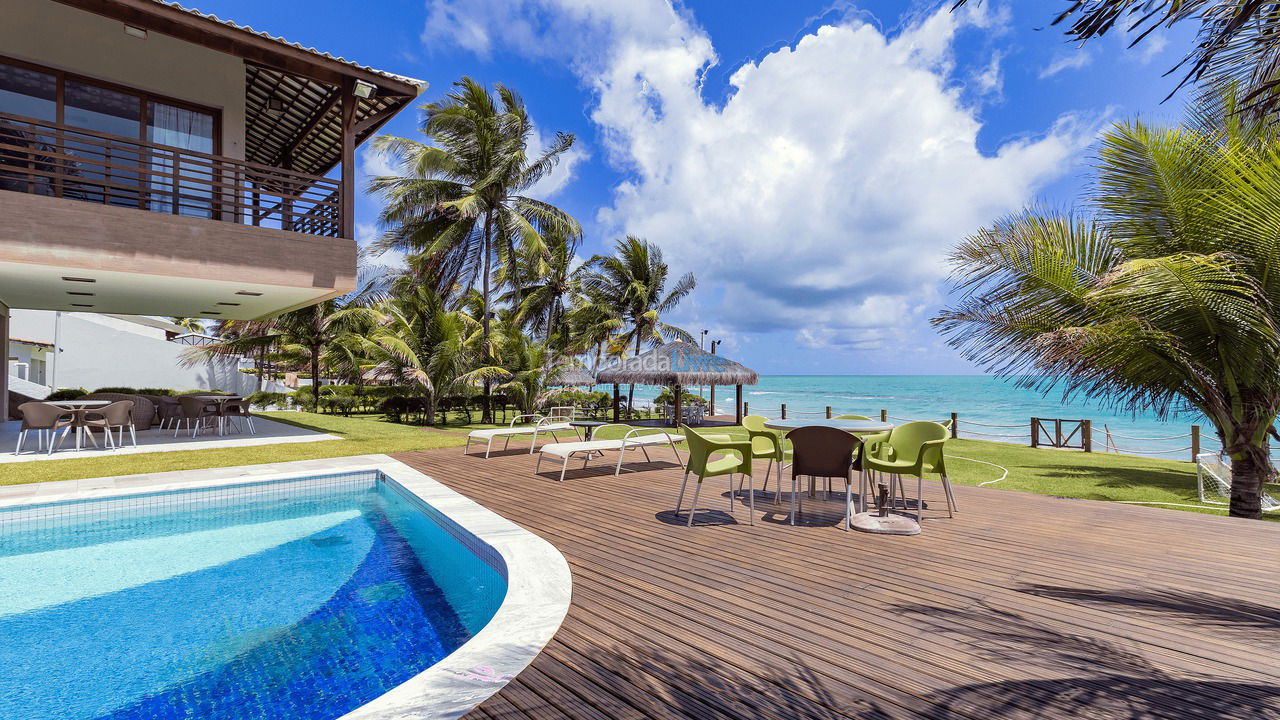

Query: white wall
9;310;265;394
2;0;247;160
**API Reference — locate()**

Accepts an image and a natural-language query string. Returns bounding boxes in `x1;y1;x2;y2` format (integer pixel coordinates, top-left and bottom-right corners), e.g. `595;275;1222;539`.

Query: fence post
743;401;749;417
826;406;832;419
1082;419;1092;453
880;409;888;422
1191;425;1200;461
950;412;958;438
781;403;787;419
1030;417;1039;448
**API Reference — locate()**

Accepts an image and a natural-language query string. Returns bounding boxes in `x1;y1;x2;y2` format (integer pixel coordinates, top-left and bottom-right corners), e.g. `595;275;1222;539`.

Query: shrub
246;391;288;409
653;388;707;406
135;388;175;396
46;388;88;401
92;386;138;394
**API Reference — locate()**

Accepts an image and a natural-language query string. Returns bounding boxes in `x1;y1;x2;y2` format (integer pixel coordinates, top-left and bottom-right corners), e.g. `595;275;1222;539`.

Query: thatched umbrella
548;366;597;387
596;341;759;425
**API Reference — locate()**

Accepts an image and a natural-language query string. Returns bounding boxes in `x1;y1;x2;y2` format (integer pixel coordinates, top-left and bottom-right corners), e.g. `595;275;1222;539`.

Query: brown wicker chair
81;400;136;449
14;402;75;455
79;393;155;431
218;398;255;435
175;395;220;437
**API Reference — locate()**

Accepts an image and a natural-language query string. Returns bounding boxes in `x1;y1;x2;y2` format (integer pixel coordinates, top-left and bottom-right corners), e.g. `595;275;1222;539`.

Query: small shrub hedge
46;388;88;401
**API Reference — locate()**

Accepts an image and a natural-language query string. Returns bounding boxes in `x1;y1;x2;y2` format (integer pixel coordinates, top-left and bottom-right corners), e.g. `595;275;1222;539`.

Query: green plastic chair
860;421;955;526
740;414;792;502
675;424;755;526
836;414;890;459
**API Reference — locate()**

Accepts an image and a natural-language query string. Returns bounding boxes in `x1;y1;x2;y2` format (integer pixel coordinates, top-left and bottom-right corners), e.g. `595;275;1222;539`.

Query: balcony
0;112;344;237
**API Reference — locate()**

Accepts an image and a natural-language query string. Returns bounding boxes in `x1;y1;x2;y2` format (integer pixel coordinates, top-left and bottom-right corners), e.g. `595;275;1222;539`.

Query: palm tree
368;77;581;421
933;87;1280;519
952;1;1280;116
579;236;696;409
505;227;579;350
169;317;204;334
494;328;571;416
183;300;365;410
365;284;500;425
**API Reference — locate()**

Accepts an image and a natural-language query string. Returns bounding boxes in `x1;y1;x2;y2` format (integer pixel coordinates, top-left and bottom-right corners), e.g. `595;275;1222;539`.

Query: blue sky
201;0;1197;374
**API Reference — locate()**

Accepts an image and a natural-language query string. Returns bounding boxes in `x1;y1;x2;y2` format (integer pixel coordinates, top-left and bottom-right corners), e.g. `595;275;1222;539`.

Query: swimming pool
0;458;571;720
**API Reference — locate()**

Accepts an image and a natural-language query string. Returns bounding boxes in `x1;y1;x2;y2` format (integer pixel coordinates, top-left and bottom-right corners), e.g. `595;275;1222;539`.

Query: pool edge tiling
0;455;574;720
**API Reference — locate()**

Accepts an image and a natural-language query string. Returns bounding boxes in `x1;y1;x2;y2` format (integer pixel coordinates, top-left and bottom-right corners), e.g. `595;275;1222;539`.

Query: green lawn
3;412;1275;521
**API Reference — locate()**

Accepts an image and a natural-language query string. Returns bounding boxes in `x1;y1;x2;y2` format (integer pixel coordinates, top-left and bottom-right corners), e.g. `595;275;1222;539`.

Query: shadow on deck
393;445;1280;720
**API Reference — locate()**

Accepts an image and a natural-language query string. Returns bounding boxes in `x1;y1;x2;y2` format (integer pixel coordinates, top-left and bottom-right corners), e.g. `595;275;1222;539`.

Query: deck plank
393;445;1280;719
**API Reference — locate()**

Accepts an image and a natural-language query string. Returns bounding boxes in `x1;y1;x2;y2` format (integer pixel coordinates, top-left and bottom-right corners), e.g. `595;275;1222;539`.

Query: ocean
621;375;1217;459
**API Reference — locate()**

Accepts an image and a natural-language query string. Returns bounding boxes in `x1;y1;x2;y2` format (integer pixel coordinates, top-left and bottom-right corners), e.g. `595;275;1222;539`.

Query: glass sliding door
63;79;142;207
147;101;216;218
0;61;57;195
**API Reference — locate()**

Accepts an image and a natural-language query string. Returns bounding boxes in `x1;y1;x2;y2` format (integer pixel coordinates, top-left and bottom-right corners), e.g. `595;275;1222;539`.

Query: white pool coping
0;455;573;720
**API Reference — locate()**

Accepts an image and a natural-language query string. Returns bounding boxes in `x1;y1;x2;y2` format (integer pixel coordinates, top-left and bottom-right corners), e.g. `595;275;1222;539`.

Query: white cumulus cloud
423;1;1096;349
1040;49;1093;78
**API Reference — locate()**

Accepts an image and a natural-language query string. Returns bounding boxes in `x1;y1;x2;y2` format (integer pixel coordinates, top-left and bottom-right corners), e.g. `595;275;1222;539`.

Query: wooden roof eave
50;0;423;97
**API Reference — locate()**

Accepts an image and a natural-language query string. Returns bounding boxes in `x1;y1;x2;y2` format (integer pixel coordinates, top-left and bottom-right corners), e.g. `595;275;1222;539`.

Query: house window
0;56;220;213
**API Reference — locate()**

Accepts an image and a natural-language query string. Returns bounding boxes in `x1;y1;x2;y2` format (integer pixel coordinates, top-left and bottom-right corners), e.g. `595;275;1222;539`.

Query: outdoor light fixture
216;302;241;306
70;303;94;308
201;311;222;316
65;291;94;297
123;25;147;39
353;80;377;99
235;290;263;296
61;276;96;283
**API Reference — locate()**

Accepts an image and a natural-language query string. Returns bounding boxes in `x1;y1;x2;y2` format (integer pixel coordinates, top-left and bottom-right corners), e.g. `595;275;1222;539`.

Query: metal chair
785;425;859;529
14;402;74;455
174;395;220;438
219;399;255;435
80;400;136;449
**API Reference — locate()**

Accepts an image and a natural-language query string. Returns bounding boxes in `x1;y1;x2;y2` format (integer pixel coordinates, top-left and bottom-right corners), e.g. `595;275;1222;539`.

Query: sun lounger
536;425;685;481
465;414;580;458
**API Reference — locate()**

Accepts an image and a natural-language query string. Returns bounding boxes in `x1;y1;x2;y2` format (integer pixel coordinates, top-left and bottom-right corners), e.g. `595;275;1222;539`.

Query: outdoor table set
13;394;251;456
761;418;922;535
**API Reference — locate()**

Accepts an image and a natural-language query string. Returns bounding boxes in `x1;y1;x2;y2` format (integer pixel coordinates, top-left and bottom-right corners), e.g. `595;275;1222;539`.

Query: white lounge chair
465;414;579;458
536;425;685;482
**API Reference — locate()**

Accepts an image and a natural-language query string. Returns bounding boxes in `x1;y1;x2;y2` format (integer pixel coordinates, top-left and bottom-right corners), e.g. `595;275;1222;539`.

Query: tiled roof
152;0;426;89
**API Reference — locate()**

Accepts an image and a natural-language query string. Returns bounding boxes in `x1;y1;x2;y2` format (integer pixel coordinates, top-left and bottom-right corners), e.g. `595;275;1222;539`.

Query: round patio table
44;400;111;451
762;417;918;534
762;418;893;434
569;419;607;441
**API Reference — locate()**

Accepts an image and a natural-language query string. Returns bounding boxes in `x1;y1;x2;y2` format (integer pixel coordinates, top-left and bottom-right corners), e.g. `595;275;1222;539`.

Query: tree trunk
481;210;494;423
627;330;641;420
426;395;437;426
1228;437;1271;519
310;347;321;412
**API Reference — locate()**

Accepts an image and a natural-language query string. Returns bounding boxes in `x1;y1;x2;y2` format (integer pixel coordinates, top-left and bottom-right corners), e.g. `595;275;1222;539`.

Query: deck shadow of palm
1020;584;1280;644
1034;463;1195;496
538;460;682;482
546;637;1280;719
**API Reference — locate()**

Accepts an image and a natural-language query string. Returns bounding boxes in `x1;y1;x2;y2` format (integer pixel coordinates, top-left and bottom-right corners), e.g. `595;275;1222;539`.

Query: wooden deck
393;445;1280;719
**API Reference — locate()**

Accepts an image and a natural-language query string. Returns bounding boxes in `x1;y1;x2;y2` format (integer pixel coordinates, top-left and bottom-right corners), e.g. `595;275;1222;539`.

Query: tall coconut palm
368;77;581;421
579;236;696;408
494;328;571;416
952;1;1280;116
934;86;1280;519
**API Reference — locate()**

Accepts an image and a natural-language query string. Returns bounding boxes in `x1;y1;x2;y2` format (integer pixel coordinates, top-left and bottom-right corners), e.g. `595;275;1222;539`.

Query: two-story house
1;0;425;417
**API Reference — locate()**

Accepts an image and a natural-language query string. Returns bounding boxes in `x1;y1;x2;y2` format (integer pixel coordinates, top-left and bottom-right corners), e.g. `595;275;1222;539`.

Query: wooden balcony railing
0;112;343;238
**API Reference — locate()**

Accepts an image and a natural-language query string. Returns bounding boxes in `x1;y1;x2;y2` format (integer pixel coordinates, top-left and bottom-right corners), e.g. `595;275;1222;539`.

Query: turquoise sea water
623;375;1216;457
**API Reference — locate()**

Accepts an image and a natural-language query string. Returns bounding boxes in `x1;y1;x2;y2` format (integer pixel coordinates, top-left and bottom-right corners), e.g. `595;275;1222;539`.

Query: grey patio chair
14;402;75;455
81;400;137;449
174;395;220;438
219;398;255;435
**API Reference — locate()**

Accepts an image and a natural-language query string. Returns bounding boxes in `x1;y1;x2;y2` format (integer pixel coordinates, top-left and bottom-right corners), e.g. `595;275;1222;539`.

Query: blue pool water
0;472;508;720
